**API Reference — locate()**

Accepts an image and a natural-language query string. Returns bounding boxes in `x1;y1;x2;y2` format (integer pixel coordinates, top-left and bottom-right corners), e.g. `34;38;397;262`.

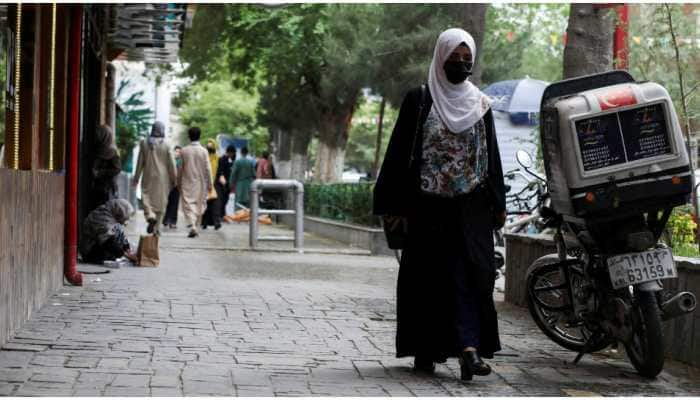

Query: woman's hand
383;215;407;231
124;250;138;263
495;210;507;229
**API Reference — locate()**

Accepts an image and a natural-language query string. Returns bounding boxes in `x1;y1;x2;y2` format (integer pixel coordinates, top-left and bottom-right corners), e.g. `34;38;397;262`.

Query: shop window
2;4;65;171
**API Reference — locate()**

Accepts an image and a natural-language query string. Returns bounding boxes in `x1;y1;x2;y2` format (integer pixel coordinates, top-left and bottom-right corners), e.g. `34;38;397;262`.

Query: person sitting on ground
80;199;137;264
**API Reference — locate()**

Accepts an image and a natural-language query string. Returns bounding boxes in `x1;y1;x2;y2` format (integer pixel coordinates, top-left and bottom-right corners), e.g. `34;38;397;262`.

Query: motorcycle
523;71;697;378
518;149;696;378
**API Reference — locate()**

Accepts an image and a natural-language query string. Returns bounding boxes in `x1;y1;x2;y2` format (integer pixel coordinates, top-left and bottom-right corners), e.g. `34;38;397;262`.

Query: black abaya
373;85;505;361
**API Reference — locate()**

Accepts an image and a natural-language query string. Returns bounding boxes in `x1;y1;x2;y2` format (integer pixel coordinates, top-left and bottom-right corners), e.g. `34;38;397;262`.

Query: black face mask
443;61;473;84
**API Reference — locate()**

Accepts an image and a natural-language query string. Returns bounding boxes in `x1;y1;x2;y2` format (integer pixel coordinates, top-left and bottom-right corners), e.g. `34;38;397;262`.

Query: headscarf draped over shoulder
427;28;490;133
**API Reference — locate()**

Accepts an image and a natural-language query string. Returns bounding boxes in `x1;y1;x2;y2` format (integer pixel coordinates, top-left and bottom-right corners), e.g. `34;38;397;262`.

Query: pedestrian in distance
373;28;507;381
91;125;122;210
229;146;256;210
217;145;236;219
256;150;275;179
178;127;212;238
80;199;137;264
202;139;222;230
132;121;177;235
163;145;183;229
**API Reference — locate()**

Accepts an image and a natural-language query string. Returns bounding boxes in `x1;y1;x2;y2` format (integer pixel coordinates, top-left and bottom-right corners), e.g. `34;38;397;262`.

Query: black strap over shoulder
408;84;428;169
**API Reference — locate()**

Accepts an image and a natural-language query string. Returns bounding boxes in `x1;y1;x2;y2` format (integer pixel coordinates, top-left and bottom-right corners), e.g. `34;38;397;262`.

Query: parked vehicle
524;71;697;378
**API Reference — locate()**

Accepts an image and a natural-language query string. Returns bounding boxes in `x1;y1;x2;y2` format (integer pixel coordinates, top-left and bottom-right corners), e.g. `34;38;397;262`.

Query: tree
563;4;615;79
481;4;569;84
629;4;699;136
177;79;268;153
344;95;398;174
115;79;154;170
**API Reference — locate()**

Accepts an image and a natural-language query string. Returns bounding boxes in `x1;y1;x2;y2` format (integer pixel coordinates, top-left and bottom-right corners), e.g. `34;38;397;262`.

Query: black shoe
413;356;436;374
459;350;491;381
146;218;156;234
187;230;199;238
202;225;208;230
214;223;222;230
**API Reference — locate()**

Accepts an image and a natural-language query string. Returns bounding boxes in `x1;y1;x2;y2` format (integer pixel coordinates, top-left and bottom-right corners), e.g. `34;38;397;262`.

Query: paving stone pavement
0;218;699;396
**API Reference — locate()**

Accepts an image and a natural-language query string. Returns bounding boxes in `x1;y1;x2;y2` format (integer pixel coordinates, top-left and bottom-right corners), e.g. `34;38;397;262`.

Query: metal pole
249;183;259;249
295;184;304;251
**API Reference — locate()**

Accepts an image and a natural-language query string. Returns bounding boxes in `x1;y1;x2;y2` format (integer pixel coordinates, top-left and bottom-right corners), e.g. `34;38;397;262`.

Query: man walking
132;122;177;235
178;127;211;238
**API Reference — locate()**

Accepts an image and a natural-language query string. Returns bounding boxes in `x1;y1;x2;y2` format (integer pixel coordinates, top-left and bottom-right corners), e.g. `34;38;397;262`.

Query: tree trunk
314;101;357;183
460;3;488;86
273;128;292;179
371;97;387;180
563;4;615;79
290;129;311;181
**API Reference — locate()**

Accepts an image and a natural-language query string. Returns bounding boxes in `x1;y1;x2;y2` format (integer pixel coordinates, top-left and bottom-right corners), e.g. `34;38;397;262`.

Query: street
0;219;698;396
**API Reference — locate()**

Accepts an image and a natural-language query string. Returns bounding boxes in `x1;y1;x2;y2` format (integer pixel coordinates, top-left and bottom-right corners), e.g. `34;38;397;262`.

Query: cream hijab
427;28;490;133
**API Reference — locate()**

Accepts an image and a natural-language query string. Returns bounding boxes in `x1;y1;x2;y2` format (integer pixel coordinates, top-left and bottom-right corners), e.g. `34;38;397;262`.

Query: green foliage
305;183;379;227
664;206;698;252
115;79;154;170
345;96;398;173
481;4;569;84
629;5;699;133
177;79;268;153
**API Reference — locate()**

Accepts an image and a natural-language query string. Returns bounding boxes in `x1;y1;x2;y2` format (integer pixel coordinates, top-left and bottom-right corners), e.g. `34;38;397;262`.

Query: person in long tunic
132;122;177;235
373;28;506;381
80;199;136;264
202;139;222;230
178;127;212;238
163;146;183;228
92;125;122;209
229;147;256;209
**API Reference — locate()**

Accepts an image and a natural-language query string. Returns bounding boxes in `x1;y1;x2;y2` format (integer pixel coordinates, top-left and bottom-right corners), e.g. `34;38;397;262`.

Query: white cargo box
541;80;691;220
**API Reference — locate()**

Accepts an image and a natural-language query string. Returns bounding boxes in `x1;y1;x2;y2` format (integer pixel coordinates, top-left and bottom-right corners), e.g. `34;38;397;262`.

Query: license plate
607;248;676;289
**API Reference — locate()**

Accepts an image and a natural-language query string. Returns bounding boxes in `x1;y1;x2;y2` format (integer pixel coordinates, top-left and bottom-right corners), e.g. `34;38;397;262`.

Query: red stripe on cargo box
597;87;637;110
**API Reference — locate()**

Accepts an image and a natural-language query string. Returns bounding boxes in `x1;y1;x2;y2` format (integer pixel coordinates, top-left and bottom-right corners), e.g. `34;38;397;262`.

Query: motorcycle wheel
526;257;609;353
624;290;664;378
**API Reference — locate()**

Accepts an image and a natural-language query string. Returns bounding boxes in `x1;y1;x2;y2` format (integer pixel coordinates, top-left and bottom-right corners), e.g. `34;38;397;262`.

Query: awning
108;3;194;63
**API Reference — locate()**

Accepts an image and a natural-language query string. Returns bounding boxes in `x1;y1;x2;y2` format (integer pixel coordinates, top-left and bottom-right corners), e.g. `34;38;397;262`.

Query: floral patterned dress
420;105;489;197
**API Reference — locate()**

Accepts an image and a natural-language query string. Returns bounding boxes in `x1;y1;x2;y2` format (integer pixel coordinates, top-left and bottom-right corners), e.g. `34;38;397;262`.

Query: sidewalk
0;217;698;396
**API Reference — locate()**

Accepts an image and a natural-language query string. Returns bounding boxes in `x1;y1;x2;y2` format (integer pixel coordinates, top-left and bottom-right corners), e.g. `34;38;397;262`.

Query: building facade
0;3;191;346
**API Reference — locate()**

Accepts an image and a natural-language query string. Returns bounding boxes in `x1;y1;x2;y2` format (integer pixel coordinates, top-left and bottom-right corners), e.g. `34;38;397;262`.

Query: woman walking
202;139;222;230
373;28;506;381
132;122;177;235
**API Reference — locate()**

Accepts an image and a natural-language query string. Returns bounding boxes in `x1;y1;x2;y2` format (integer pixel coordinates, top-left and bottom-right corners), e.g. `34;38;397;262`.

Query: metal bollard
249;179;304;252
